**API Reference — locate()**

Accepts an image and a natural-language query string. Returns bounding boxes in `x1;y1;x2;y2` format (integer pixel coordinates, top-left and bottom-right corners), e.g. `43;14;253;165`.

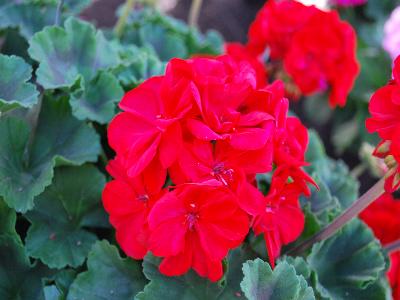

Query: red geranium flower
181;56;275;151
284;10;359;107
246;0;359;107
389;252;400;300
366;83;400;140
366;55;400;191
169;139;269;215
273;116;309;167
102;157;166;259
252;169;306;267
108;65;197;177
247;0;318;59
147;182;249;281
225;42;268;87
104;54;315;280
360;193;400;300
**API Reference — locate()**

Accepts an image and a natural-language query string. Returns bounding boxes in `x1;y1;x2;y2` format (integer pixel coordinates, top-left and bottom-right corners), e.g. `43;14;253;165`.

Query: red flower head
169;139;268;215
147;182;249;281
284;10;359;107
225;42;268;88
181;56;276;151
252;169;307;267
247;0;318;59
273;116;309;167
360;193;400;300
366;55;400;191
102;157;166;259
105;54;315;280
246;0;359;107
108;63;198;177
389;252;400;300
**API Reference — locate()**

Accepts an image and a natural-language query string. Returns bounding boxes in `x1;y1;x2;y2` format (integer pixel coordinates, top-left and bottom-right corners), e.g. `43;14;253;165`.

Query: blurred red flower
366;55;400;192
360;193;400;300
246;0;359;107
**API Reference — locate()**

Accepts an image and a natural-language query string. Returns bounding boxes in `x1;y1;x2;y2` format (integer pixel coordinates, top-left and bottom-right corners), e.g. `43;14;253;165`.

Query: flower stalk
288;178;385;255
384;239;400;254
55;0;64;26
188;0;203;28
115;0;136;38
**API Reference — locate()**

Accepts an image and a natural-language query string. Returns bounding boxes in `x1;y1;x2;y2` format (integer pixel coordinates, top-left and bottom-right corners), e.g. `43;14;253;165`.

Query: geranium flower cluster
360;193;400;300
230;0;359;107
103;55;314;281
366;56;400;192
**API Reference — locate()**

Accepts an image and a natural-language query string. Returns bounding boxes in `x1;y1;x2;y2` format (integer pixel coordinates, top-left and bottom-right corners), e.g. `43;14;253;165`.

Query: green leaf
0;198;17;236
0;3;57;39
54;269;77;298
307;220;387;299
240;259;315;300
302;175;341;225
0;234;52;300
121;8;222;61
0;97;101;212
303;131;359;226
70;71;124;124
44;285;62;300
136;254;223;300
112;45;165;89
25;165;105;268
218;246;257;300
28;17;119;89
0;54;38;112
67;240;147;300
137;246;256;300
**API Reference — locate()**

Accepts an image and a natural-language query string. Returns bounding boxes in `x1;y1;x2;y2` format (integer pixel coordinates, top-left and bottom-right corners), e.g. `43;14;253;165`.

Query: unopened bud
359;142;388;177
375;140;391;156
384;155;397;169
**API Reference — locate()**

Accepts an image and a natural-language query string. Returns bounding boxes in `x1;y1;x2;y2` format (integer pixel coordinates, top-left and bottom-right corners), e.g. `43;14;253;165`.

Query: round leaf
25;165;105;268
28;17;119;89
67;240;147;300
307;220;386;299
0;54;38;112
0;97;101;212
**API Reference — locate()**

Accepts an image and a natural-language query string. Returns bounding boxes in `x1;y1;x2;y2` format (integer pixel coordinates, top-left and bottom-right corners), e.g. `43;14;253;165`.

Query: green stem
188;0;203;28
114;0;136;38
55;0;64;26
384;239;400;254
287;178;385;255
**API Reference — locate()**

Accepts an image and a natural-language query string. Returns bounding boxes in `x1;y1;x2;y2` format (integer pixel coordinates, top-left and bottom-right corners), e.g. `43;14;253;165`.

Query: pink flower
330;0;367;7
383;6;400;60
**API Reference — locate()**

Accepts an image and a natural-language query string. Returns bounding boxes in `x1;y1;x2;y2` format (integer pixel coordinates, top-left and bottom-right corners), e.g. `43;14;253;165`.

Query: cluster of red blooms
364;55;400;300
366;56;400;192
103;55;314;281
361;194;400;300
226;0;359;107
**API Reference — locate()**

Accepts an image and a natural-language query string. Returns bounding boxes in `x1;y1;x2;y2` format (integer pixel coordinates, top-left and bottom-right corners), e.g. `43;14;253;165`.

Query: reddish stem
287;178;385;255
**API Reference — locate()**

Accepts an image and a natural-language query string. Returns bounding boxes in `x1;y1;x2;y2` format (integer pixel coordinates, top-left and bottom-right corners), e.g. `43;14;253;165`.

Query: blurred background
81;0;266;42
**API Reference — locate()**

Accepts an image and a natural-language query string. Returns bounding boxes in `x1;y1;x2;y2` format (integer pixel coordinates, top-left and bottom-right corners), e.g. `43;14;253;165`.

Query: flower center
211;162;234;186
185;212;199;231
137;194;149;202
